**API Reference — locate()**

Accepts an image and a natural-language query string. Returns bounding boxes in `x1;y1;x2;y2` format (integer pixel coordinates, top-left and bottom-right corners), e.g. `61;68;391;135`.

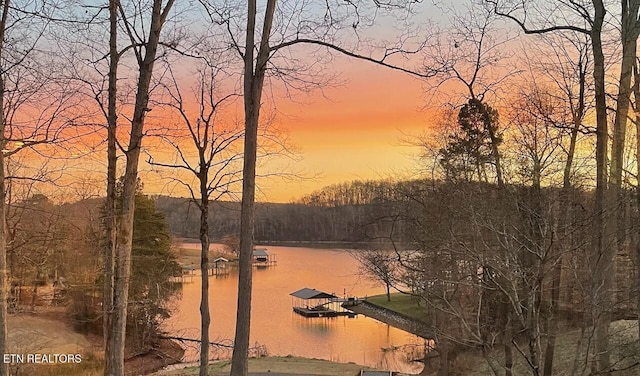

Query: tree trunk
0;1;10;374
199;182;210;376
31;271;38;312
633;60;640;345
504;316;513;376
103;0;118;372
542;196;566;376
105;1;173;374
608;2;640;347
487;122;503;188
109;155;138;376
590;1;611;371
543;43;586;376
589;2;640;372
0;85;7;376
637;146;640;343
230;2;258;374
611;0;640;248
230;1;276;374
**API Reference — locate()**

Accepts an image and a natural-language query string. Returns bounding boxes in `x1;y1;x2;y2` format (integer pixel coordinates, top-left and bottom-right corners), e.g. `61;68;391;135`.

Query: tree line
155;179;427;243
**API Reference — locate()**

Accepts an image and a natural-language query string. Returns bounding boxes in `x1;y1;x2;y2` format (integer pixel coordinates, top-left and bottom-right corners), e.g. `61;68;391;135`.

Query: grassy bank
366;293;428;323
154;356;377;376
19;353;103;376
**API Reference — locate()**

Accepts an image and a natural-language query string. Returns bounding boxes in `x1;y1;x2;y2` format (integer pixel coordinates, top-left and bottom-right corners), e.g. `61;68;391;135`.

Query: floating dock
293;306;352;317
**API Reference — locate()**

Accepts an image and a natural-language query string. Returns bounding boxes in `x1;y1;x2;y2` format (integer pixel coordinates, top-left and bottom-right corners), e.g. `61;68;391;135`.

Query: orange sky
15;1;586;204
255;61;431;202
32;58;431;204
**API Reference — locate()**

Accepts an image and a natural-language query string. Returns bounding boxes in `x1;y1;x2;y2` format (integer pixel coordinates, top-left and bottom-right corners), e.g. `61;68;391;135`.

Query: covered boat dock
290;287;354;317
253;248;277;266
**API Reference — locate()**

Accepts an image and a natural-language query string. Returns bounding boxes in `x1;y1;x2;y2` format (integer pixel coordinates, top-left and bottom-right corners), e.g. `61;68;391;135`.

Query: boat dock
177;257;231;281
290;287;360;317
292;305;356;318
253;248;277;267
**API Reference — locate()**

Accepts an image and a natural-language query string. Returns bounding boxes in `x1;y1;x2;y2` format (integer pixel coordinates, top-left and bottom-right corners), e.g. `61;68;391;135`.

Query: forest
1;0;640;375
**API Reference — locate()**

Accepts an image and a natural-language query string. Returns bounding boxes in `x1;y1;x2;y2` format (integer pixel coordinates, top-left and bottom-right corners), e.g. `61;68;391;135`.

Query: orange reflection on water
166;244;425;373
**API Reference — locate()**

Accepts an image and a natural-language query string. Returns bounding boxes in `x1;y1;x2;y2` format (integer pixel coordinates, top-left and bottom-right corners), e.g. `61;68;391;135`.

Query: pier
209;257;230;276
177;257;231;281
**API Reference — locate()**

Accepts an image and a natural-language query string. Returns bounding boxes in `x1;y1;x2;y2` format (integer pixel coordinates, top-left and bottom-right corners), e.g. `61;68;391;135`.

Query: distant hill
67;178;592;245
153;196;371;243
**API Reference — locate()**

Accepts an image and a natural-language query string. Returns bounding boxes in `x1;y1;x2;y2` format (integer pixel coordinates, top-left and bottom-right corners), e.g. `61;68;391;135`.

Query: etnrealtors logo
2;353;82;364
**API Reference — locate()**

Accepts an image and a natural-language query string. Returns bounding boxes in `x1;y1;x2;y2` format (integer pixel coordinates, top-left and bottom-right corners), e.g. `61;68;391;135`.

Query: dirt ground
7;310;185;376
8;312;93;355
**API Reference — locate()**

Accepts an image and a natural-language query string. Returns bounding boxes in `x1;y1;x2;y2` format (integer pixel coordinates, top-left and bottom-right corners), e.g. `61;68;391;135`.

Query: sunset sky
50;53;437;204
257;62;431;202
42;0;521;204
126;2;478;203
140;55;438;203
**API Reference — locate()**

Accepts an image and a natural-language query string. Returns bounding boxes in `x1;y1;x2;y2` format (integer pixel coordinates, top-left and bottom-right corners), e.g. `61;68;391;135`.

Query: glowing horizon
141;61;432;203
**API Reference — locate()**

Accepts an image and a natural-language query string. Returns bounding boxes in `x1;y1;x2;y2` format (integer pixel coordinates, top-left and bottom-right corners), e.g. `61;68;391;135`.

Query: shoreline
125;338;185;375
174;237;410;250
255;240;393;249
348;300;433;339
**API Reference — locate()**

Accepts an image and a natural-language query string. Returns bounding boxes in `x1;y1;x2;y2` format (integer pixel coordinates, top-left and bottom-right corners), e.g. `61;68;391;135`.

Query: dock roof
253;249;269;257
290;288;337;300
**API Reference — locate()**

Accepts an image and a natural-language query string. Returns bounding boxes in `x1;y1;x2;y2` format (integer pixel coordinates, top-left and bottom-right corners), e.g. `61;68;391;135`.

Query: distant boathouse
253;248;277;266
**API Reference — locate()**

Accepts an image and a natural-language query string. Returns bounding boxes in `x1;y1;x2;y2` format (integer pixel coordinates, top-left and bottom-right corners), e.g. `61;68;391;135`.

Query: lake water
165;244;425;373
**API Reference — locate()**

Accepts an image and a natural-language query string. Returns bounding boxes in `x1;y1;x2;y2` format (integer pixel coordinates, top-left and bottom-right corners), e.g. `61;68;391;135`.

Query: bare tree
103;0;119;370
483;0;617;371
0;2;83;373
522;33;592;376
104;0;177;374
508;85;565;188
148;58;243;376
352;249;398;301
423;4;517;188
633;56;640;349
8;194;69;312
227;2;277;374
609;3;640;364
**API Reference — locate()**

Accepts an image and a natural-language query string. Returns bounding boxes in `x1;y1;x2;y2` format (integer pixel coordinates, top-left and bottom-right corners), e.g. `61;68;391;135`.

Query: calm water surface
166;244;425;373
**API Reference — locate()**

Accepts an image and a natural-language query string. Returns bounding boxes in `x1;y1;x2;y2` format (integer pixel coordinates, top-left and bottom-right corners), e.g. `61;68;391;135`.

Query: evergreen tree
127;193;181;348
439;99;501;183
114;179;181;348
